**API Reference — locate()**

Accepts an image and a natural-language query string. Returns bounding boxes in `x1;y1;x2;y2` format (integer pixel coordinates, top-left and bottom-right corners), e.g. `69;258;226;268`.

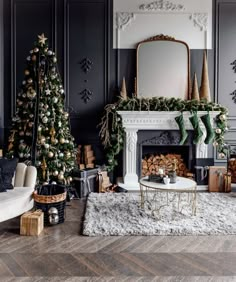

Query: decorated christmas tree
7;33;77;185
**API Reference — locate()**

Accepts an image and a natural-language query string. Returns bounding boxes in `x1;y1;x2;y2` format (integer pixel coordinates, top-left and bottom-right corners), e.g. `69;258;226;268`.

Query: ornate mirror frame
136;34;191;99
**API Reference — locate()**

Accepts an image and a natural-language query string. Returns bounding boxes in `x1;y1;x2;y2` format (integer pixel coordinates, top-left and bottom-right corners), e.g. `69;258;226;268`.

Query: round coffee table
139;176;197;215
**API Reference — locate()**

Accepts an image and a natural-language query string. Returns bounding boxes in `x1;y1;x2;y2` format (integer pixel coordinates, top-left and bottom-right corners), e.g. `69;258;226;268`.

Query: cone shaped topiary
120;77;127;100
191;73;200;101
200;50;211;101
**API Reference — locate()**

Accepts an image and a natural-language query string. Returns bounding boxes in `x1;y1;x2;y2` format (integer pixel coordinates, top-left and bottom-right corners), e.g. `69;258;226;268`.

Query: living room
1;0;236;281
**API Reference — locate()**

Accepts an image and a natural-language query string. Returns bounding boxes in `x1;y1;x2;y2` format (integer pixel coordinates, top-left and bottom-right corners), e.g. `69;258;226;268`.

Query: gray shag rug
83;192;236;236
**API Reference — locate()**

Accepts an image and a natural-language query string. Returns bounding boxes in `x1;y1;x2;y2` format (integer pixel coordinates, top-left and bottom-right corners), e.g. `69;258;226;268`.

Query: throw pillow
0;158;18;191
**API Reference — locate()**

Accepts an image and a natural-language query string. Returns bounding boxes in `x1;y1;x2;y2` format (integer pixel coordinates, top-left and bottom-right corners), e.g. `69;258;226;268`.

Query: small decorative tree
8;33;77;185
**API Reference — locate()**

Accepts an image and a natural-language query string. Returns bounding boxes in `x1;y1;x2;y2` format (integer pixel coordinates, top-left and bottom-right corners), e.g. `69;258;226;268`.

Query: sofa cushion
0;158;18;191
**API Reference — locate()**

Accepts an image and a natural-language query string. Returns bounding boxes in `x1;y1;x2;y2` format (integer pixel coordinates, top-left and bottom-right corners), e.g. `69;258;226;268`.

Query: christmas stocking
175;113;188;145
200;112;215;144
189;112;203;144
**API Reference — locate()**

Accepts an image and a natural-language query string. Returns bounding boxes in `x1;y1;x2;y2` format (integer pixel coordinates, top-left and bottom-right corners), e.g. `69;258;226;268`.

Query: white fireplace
117;111;219;191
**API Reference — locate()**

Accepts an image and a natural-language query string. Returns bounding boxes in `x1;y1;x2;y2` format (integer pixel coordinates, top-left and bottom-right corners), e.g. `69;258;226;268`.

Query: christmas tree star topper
38;33;47;45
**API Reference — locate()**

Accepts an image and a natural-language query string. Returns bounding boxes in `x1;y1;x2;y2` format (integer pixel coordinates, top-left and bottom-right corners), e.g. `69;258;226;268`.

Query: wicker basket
33;184;67;225
33;190;66;204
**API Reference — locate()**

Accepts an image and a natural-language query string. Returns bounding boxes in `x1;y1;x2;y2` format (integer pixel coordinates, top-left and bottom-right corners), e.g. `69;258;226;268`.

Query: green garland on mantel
99;96;229;171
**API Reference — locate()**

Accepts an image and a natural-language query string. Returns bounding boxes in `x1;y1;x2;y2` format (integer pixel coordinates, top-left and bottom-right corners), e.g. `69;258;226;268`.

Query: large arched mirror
136;35;190;99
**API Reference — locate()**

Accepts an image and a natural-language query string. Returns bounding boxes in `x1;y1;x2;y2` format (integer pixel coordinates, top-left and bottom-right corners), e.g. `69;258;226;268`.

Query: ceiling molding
116;12;136;30
189;13;208;31
139;0;185;12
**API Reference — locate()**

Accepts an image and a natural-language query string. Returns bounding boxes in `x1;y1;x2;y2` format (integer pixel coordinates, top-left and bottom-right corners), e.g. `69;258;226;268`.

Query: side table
139;176;197;215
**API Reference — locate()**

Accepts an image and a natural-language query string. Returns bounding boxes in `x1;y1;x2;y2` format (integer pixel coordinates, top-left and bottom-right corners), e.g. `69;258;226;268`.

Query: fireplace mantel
117;111;220;190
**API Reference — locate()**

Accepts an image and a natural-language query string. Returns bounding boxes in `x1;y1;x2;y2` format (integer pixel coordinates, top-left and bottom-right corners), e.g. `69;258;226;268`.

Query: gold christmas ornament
40;136;46;144
213;141;219;147
53;170;59;176
191;73;200;100
200;50;211;101
64;112;69;119
58;173;64;180
219;114;226;121
24;70;30;76
215;128;222;134
59;137;65;144
219;153;226;159
31;55;37;61
27;88;36;99
66;152;71;158
48;151;54;158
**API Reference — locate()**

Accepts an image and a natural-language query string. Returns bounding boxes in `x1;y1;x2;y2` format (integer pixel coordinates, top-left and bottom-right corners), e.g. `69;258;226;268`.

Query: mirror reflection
136;35;190;99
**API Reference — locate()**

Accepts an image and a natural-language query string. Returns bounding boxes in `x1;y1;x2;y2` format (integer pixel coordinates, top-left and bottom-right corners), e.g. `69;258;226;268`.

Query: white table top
140;176;197;192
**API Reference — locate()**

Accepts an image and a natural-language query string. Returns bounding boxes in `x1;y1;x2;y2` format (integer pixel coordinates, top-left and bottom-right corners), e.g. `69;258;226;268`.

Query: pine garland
99;96;228;171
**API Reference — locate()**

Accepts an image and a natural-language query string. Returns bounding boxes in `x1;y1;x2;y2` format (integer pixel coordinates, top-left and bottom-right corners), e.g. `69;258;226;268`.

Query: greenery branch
99;96;229;171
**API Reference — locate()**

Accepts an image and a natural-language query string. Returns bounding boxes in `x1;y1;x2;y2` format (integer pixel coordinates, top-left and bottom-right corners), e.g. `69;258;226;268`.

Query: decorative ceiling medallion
79;88;93;104
139;0;185;12
80;58;93;73
189;13;208;31
116;12;135;30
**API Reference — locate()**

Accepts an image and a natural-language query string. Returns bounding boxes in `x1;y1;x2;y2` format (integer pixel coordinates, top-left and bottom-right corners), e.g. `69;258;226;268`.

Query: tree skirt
83;192;236;236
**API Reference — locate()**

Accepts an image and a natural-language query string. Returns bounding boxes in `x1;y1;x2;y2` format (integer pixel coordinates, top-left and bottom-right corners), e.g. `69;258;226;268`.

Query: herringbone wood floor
1;197;236;281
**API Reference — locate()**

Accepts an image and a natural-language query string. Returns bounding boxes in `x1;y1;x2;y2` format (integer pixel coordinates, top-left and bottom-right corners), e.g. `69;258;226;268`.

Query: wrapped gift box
194;158;214;185
73;168;99;198
20;209;44;236
208;166;227;192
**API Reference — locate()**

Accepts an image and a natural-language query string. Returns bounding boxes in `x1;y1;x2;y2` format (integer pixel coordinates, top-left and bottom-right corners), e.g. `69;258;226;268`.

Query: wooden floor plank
1;198;236;280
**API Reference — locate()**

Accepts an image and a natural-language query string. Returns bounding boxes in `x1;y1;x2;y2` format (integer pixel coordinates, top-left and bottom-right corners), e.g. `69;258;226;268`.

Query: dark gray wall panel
5;0;56;125
215;0;236;163
217;1;236;129
65;0;108;117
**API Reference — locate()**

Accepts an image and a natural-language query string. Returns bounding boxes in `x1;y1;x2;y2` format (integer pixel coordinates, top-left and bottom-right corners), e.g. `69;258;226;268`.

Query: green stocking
189;112;203;144
175;113;188;145
200;113;215;144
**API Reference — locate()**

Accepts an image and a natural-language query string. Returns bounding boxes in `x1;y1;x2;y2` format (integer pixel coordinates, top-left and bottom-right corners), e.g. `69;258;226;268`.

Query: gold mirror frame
136;34;191;100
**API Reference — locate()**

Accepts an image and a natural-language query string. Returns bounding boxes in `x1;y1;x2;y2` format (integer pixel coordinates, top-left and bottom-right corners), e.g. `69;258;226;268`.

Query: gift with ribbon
194;158;214;185
208;166;227;192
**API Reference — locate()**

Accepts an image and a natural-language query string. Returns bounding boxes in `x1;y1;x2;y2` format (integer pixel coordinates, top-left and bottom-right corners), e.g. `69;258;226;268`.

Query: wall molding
189;13;208;31
116;12;135;30
139;0;185;12
10;0;57;119
0;0;3;127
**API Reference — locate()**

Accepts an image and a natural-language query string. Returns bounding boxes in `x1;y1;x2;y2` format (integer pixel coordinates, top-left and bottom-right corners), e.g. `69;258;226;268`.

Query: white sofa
0;163;37;222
